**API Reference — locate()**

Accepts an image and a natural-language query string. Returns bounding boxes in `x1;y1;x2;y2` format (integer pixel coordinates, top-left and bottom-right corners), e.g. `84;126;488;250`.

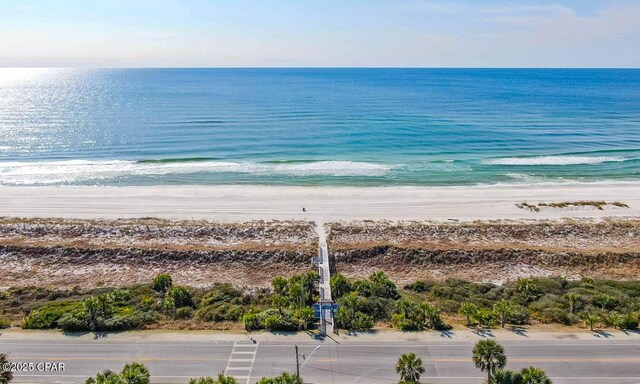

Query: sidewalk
2;327;639;344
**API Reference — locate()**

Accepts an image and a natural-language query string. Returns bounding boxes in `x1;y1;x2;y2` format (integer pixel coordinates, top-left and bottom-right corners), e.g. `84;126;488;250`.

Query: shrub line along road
2;331;640;383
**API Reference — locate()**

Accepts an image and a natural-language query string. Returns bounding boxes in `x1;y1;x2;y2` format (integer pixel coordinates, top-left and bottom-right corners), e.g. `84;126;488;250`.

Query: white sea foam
484;156;626;166
0;160;393;185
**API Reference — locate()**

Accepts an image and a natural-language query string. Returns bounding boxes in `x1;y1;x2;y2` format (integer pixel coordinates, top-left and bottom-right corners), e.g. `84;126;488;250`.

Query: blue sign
312;303;341;318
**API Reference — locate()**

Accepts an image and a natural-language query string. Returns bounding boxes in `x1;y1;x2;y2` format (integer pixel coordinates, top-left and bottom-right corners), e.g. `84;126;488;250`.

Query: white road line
224;341;259;384
245;342;259;384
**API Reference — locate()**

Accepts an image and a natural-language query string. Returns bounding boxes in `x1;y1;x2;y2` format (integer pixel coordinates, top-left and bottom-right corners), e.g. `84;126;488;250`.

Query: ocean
0;68;639;187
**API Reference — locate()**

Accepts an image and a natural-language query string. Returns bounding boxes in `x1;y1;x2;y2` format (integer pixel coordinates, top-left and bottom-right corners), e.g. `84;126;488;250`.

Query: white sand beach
1;184;639;222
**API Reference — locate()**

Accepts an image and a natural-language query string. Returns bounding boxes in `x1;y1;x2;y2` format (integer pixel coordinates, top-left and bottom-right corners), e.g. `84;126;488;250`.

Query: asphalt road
2;333;640;384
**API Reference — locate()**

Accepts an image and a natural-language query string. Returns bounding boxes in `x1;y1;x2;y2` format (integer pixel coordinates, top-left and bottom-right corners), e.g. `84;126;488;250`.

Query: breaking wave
0;159;393;185
484;156;627;166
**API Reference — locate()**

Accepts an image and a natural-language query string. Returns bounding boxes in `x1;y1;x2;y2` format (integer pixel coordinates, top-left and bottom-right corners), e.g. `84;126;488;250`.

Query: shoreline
1;183;639;222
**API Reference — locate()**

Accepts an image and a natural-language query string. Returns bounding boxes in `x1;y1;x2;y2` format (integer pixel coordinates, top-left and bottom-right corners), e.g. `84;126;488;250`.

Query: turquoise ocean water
0;68;639;186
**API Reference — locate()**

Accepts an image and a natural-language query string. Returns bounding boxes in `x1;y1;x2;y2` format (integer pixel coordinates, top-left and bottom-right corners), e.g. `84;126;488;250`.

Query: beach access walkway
315;222;335;335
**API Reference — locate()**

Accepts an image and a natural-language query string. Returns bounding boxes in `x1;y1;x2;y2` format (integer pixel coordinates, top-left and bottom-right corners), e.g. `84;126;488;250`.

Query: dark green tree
491;369;522;384
330;274;352;300
493;300;513;328
166;286;193;308
520;366;552;384
152;274;173;293
188;374;238;384
516;279;539;303
459;302;478;327
121;362;150;384
256;372;301;384
396;352;425;384
472;339;507;383
0;353;13;384
85;370;126;384
369;271;399;299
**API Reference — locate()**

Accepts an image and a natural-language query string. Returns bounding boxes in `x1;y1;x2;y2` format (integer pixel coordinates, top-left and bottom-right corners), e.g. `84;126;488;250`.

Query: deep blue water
0;68;639;186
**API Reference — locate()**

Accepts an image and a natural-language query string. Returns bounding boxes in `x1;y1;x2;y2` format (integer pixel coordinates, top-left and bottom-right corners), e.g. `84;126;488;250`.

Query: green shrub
593;293;618;310
58;312;89;331
22;301;83;329
0;317;10;329
404;280;431;293
175;307;194;320
102;311;155;331
257;372;299;384
166;286;193;308
140;296;156;311
621;313;639;330
533;306;577;325
152;274;173;293
258;310;297;331
369;271;400;299
392;313;423;331
330;273;352;299
243;312;260;331
335;306;374;331
474;308;497;328
109;289;131;305
352;279;374;297
195;303;244;322
200;284;243;306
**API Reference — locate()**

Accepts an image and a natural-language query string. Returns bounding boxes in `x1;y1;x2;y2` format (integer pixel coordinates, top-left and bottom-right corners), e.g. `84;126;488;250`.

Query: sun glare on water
0;68;54;85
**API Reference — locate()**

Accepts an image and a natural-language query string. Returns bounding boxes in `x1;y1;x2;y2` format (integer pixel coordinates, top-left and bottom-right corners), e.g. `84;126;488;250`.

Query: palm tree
472;339;507;383
492;369;522;384
96;294;112;318
294;307;315;331
83;296;101;330
417;302;439;329
188;378;216;384
396;353;425;384
608;312;625;330
189;375;238;384
516;278;538;302
330;274;352;300
458;302;478;327
493;300;512;328
520;366;552;384
85;370;126;384
563;293;579;314
580;312;600;331
121;362;150;384
0;353;13;384
396;299;415;319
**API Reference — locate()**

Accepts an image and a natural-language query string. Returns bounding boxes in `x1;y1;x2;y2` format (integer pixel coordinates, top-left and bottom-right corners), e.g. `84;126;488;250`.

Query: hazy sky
1;0;639;67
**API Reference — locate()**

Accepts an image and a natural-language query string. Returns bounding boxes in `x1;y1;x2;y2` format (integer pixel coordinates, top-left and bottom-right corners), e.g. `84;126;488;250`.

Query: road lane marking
5;356;228;362
224;341;259;384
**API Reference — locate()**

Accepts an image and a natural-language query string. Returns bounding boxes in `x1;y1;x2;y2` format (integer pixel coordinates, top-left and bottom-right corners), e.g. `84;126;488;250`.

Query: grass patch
517;201;629;211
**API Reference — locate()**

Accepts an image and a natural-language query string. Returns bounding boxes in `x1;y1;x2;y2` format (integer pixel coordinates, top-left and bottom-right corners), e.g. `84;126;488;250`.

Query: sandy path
1;184;639;222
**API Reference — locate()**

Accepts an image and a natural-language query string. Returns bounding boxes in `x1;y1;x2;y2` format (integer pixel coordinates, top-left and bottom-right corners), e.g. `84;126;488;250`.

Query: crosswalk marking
224;341;259;384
